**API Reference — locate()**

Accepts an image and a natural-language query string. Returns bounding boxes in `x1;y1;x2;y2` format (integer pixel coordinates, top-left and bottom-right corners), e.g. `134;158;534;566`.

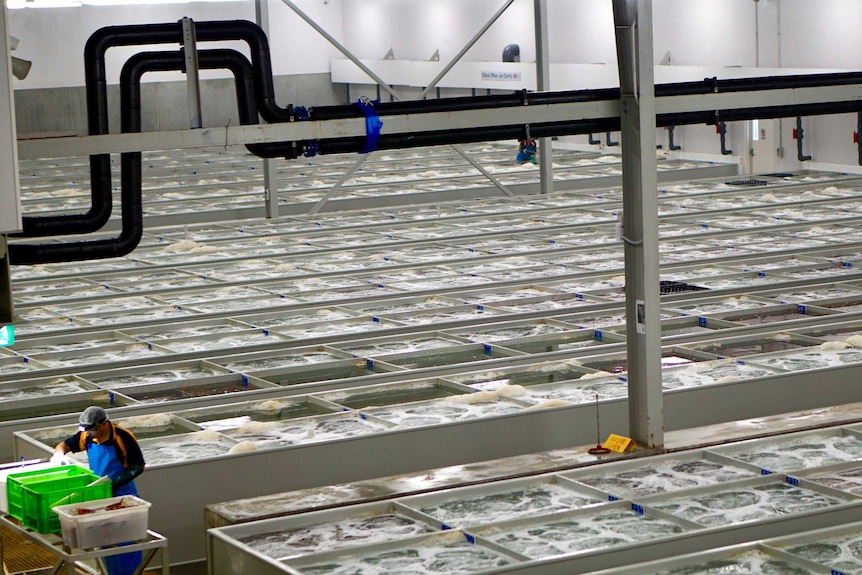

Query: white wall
7;0;342;90
341;0;536;64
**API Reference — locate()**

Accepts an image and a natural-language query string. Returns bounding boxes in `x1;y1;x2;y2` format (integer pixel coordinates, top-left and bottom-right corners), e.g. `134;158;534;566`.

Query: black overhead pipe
717;122;732;155
81;18;862;162
667;126;681;151
9;48;261;265
13;20;292;242
794;116;812;162
283;72;862;158
18;20;862;265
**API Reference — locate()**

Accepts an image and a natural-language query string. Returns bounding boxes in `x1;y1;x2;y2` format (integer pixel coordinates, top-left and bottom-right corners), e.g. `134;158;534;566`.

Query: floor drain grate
660;280;710;294
724;179;769;187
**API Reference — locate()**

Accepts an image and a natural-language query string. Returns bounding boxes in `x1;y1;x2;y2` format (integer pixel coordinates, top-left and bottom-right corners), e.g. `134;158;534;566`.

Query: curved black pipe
14;20;292;242
85;20;292;124
17;19;862;260
9;48;260;265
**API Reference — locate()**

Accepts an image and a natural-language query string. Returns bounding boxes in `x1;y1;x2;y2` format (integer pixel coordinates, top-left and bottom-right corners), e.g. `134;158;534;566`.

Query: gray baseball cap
78;406;108;432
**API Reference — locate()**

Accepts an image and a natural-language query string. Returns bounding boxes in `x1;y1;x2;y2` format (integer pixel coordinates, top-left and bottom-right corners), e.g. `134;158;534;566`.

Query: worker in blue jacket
53;406;146;575
516;138;537;164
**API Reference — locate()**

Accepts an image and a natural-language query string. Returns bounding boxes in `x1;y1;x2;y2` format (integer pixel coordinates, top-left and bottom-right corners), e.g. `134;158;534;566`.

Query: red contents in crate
74;500;128;515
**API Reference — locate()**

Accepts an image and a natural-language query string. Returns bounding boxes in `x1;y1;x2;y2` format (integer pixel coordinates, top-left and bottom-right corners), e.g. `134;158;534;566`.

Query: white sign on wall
481;71;522;81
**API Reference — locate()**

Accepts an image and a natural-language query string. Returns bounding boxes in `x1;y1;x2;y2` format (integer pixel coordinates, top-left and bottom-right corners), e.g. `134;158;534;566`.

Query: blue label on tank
366;359;374;370
842;262;852;268
608;495;619;501
595;330;603;341
631;503;644;515
698;317;707;327
465;533;475;544
483;344;492;355
786;476;800;486
797;305;807;314
758;271;767;277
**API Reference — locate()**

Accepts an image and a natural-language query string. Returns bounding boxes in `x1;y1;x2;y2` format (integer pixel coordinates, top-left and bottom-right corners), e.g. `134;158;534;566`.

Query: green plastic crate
7;466;111;533
6;466;93;518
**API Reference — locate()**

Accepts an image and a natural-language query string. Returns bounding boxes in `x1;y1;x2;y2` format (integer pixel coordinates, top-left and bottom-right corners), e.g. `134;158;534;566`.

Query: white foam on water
651;481;847;527
654;549;819;575
484;508;690;559
722;433;862;471
237;510;436;560
121;413;173;428
294;532;512;575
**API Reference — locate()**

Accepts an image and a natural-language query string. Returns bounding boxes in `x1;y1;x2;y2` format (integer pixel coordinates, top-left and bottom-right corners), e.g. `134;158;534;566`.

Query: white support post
534;0;553;194
613;0;663;449
255;0;279;219
263;158;279;219
0;3;21;323
182;17;203;130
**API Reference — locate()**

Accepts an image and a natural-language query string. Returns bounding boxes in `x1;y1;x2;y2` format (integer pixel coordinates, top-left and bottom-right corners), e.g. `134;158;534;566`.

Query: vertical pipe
534;0;553;194
255;0;278;218
182;18;203;129
754;0;760;68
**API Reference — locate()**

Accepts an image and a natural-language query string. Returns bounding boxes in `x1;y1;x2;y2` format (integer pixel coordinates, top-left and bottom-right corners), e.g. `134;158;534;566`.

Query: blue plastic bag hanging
355;97;383;154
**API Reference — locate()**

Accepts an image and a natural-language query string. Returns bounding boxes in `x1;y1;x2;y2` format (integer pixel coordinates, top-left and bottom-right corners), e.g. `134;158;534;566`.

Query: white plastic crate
52;495;150;549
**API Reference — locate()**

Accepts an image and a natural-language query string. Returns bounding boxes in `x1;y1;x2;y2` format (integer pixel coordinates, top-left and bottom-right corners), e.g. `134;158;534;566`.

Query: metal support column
181;18;202;129
256;0;278;218
534;0;553;194
613;0;663;449
262;157;279;219
0;3;20;323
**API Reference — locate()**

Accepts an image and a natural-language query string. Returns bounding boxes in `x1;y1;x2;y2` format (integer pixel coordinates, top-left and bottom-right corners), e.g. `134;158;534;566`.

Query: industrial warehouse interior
3;1;862;574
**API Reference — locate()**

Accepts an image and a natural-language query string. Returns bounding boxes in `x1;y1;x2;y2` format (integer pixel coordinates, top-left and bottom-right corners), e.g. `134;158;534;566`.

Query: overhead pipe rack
13;18;862;266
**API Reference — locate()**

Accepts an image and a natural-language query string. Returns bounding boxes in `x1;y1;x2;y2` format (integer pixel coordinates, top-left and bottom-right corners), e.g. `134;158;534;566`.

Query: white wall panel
6;0;342;90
